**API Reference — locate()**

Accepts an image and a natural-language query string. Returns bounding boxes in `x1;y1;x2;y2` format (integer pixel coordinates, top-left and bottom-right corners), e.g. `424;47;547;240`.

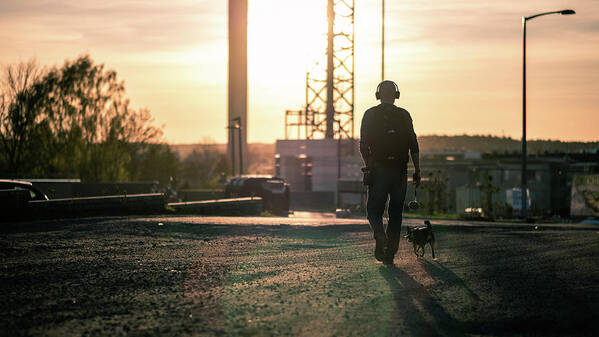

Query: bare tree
2;59;44;97
0;59;46;175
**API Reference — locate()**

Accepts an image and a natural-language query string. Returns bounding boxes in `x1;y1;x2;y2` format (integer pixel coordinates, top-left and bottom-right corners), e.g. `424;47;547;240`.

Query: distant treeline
171;143;273;172
171;135;599;172
417;135;599;154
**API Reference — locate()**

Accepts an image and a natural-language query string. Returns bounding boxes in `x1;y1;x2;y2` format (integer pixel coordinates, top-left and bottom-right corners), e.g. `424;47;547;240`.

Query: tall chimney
228;0;248;174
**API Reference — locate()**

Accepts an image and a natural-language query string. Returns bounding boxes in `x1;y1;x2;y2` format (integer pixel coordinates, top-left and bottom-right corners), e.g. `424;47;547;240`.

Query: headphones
375;80;400;100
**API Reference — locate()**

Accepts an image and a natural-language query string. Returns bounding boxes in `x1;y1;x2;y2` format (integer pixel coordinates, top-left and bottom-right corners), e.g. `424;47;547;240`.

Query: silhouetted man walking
360;80;421;265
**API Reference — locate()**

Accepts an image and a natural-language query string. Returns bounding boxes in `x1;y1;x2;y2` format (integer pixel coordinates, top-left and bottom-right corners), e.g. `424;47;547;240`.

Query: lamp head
560;9;576;15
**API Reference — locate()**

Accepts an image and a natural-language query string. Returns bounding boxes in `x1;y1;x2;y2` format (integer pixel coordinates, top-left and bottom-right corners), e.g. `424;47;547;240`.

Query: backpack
369;105;411;167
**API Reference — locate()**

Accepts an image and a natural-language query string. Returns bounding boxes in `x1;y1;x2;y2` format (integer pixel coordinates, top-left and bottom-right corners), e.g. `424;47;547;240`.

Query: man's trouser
366;166;408;257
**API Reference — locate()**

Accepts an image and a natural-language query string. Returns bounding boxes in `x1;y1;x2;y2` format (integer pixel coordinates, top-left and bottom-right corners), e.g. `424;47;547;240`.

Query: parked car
225;176;290;216
0;179;49;201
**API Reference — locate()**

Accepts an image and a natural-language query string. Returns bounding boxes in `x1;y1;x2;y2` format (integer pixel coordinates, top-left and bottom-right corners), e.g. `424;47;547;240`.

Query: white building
275;139;362;193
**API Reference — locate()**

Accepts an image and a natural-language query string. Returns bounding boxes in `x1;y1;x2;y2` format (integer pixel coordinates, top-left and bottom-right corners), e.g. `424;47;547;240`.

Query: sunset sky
1;0;598;143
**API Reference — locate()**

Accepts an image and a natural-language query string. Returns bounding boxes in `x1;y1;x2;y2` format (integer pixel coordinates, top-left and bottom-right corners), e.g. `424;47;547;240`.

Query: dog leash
408;187;420;210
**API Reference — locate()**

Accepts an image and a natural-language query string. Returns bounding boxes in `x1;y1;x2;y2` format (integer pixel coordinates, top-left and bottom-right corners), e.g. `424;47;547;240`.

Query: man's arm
359;109;372;166
406;111;421;186
411;151;421;187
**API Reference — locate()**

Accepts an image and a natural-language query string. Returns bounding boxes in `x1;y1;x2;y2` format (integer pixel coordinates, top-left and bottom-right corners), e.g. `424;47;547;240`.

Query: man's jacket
360;103;419;170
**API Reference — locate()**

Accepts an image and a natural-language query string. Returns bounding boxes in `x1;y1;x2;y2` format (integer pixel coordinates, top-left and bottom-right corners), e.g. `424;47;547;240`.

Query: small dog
404;220;435;258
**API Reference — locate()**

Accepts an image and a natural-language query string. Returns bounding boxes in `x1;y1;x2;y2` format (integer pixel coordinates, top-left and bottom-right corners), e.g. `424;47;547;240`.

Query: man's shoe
382;254;394;265
374;237;387;262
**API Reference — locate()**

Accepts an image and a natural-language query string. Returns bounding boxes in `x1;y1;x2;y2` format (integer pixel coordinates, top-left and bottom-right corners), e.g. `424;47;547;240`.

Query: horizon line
167;134;599;146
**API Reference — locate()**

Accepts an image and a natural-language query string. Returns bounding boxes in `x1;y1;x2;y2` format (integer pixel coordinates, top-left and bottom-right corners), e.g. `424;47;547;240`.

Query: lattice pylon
285;0;355;140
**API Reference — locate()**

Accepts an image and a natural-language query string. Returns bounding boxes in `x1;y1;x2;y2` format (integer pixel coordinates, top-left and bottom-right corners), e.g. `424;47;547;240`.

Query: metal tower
285;0;355;140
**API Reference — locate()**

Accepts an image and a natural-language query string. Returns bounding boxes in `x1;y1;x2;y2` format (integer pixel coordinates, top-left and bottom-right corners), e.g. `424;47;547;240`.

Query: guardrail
169;197;263;216
27;193;166;219
0;193;165;222
1;192;264;222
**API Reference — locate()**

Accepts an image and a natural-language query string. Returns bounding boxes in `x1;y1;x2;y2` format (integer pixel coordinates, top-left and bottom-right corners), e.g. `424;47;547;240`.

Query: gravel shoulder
1;216;598;336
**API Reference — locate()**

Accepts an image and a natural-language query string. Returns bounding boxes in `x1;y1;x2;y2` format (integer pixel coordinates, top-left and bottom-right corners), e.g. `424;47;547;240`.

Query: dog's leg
420;244;425;257
413;242;418;256
430;231;436;259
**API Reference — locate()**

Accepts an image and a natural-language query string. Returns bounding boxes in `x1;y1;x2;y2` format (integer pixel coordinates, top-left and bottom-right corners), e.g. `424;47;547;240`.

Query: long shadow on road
380;265;468;337
420;259;480;302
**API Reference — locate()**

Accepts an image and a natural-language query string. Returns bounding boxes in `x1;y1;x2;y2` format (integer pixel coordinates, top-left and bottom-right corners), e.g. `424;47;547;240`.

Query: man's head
375;80;400;103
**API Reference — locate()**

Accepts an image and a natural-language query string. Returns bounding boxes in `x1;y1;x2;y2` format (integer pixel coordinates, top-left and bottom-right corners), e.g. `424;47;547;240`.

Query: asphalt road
1;214;598;336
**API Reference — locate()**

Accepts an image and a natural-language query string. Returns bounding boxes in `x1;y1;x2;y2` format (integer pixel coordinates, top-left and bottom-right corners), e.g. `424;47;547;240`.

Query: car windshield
14;186;37;199
262;180;286;193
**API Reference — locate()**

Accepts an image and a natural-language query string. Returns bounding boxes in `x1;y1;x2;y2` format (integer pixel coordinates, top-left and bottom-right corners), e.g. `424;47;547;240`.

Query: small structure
275;139;362;210
571;174;599;217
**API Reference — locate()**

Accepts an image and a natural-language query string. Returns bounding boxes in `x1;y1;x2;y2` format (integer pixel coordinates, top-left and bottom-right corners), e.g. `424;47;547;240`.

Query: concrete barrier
169;197;263;216
179;189;225;202
16;180;157;199
26;193;166;220
2;193;263;222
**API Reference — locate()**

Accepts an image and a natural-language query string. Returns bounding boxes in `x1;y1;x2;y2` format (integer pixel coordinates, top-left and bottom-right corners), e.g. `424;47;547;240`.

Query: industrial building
333;151;599;218
226;0;362;209
273;0;360;209
227;0;598;218
275;139;361;192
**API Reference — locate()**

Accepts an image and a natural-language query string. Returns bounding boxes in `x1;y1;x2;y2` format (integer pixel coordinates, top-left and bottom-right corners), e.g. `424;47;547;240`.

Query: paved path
1;215;598;336
130;212;599;231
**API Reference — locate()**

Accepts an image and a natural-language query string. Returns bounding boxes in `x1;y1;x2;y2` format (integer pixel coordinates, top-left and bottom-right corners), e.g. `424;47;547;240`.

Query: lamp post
227;117;243;175
381;0;385;81
521;9;575;219
336;119;342;209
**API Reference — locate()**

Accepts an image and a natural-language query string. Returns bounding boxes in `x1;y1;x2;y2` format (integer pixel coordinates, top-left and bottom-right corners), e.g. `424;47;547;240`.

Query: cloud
384;0;597;46
1;0;598;142
0;0;225;54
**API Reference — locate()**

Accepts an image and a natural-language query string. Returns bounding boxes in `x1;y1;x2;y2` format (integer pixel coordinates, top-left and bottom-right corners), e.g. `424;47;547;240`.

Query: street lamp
227;117;243;176
521;9;575;219
381;0;385;82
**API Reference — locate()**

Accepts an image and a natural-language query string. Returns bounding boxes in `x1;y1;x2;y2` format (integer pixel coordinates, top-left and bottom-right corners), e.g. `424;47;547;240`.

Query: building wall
275;139;362;193
419;153;599;216
275;144;599;216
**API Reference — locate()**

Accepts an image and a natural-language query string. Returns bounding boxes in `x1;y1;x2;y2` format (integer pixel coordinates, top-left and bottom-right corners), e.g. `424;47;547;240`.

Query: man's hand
362;167;372;186
413;171;421;187
410;152;421;187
